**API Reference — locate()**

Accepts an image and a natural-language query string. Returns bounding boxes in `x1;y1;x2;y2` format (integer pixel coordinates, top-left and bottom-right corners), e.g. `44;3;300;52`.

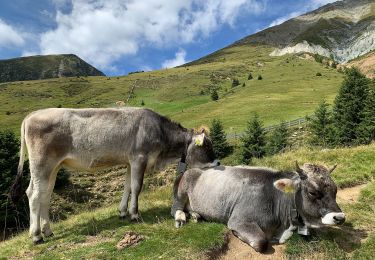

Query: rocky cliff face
237;0;375;64
0;54;105;83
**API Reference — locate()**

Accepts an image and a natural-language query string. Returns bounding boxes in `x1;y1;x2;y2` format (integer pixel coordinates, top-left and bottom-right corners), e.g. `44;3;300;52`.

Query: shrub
211;89;219;101
248;73;253;80
141;100;145;106
258;75;263;80
242;83;246;87
316;72;322;76
232;78;240;87
0;130;29;236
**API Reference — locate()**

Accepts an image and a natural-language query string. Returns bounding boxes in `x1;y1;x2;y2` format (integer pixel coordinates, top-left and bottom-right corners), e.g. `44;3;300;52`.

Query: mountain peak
236;0;375;64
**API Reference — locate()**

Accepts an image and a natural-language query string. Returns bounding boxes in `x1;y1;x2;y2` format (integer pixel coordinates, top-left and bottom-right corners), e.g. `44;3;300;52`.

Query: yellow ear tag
195;134;204;146
195;138;203;146
284;184;295;194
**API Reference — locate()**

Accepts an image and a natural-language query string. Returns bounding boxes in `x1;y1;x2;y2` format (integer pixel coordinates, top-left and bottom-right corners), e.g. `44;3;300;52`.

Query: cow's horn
328;164;337;174
295;161;307;179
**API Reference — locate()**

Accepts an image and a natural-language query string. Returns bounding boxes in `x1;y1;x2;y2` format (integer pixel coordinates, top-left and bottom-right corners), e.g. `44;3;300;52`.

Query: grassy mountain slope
0;54;105;83
0;45;343;134
1;144;374;259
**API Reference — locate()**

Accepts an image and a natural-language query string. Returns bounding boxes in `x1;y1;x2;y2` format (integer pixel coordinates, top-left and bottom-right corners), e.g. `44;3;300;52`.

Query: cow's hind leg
40;165;60;238
129;157;147;221
228;219;268;253
190;212;201;223
118;165;131;219
27;159;57;244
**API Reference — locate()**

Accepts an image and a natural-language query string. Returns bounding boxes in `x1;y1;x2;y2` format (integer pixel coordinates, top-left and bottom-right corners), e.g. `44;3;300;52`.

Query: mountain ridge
0;54;105;83
190;0;375;66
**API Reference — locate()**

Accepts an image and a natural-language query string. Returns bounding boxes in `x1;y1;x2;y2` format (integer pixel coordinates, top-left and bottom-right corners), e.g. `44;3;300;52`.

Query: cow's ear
194;133;205;146
295;161;307;180
274;179;296;194
328;164;337;174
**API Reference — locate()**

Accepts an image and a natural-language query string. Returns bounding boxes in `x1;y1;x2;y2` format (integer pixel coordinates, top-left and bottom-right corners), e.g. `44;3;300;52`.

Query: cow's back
23;108;168;169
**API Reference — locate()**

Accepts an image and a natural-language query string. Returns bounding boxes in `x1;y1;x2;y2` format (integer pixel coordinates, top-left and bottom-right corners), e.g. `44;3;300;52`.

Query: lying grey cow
10;107;218;244
172;163;345;252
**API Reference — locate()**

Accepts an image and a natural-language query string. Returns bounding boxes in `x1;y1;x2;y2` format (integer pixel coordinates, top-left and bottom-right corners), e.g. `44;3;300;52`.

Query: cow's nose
211;159;220;167
333;214;345;225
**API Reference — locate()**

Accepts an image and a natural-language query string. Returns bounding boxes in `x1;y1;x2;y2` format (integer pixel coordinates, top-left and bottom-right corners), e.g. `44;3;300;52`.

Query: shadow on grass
315;222;368;253
50;205;171;242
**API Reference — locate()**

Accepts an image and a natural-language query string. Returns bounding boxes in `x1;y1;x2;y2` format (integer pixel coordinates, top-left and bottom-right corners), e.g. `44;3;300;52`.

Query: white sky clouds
162;49;188;68
39;0;266;70
0;19;25;48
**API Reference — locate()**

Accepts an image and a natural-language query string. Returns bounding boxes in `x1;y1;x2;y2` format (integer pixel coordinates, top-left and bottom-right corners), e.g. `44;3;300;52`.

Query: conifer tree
241;114;266;164
332;68;369;145
267;121;289;155
308;100;334;147
356;85;375;144
210;119;231;159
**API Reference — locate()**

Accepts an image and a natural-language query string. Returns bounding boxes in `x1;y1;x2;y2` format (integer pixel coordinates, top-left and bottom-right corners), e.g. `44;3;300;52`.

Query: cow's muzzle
321;212;345;225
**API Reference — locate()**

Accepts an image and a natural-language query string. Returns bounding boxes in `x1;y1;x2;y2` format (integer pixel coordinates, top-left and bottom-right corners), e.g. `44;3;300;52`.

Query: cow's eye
308;191;317;197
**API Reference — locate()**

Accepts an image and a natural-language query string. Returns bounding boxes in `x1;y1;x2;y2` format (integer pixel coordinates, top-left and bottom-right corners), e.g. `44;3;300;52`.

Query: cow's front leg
118;166;131;219
228;218;268;253
171;173;189;228
129;157;147;221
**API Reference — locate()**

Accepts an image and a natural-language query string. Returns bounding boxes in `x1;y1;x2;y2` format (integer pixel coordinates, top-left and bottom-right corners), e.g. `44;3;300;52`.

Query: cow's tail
10;119;27;204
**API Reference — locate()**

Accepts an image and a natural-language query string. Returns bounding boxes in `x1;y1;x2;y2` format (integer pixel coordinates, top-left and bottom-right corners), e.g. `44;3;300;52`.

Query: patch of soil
116;231;145;250
216;232;286;260
347;52;375;78
336;184;366;204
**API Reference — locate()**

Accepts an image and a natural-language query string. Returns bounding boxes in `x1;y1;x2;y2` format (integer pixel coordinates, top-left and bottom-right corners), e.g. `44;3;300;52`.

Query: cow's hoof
190;212;201;223
44;232;54;238
119;215;127;220
175;210;186;228
33;238;45;245
130;214;142;223
175;220;186;228
42;229;54;238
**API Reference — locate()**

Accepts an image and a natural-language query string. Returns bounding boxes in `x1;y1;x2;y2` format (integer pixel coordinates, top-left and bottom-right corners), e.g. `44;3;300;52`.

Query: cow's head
186;128;219;168
274;162;345;228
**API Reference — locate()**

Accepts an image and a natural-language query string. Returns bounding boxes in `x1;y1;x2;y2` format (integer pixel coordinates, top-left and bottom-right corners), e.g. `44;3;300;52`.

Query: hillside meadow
0;45;342;135
0;144;374;259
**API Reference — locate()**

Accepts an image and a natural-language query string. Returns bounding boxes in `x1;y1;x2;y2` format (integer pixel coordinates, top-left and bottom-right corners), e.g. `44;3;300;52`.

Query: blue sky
0;0;337;76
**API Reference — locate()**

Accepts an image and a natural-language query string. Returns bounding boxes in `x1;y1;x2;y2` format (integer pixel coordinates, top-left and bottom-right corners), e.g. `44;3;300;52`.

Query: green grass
0;186;226;259
250;143;375;188
1;144;375;259
0;44;343;134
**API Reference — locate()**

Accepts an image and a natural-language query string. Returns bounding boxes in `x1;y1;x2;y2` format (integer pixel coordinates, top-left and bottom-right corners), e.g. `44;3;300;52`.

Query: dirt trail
216;184;365;260
336;184;366;204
